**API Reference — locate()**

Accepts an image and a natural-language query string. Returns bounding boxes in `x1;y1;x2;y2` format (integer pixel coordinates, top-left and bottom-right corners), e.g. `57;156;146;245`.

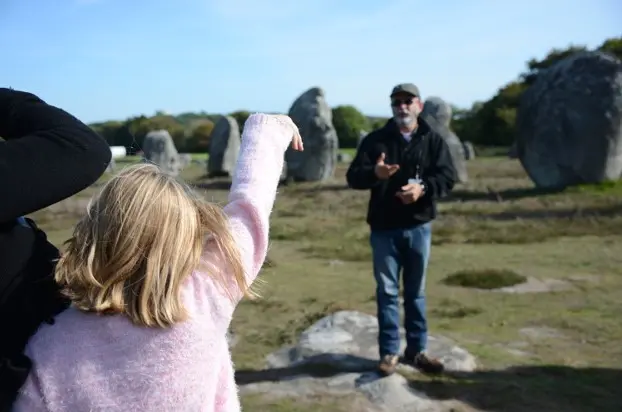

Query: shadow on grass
237;360;622;412
446;180;622;204
192;179;232;191
452;204;622;221
443;187;562;202
236;355;622;411
289;184;350;193
235;354;377;385
409;365;622;412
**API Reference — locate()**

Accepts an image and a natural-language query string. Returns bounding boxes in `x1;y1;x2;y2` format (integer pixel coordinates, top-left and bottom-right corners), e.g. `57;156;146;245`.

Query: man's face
391;92;422;128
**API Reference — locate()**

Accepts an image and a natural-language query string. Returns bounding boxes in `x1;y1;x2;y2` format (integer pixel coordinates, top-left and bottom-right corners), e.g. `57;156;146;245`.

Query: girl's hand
273;115;304;151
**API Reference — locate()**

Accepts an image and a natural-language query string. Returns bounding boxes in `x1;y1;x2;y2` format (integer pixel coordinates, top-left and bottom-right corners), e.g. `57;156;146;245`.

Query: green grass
31;155;622;412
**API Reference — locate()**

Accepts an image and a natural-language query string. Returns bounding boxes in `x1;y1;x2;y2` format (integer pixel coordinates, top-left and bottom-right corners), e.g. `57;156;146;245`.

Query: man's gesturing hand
374;153;400;180
396;183;424;204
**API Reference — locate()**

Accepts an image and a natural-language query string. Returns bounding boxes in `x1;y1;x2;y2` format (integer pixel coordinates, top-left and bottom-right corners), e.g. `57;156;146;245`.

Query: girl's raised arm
217;114;300;301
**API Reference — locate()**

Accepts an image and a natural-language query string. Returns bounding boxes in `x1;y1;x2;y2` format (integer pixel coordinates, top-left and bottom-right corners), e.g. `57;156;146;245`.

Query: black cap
390;83;420;98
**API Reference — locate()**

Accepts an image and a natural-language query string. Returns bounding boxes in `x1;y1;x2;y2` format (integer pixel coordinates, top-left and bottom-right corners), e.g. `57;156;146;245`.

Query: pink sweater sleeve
204;114;292;304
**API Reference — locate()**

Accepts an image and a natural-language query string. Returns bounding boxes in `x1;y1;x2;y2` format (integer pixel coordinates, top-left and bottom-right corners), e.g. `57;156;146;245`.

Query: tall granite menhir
516;51;622;188
142;129;181;176
285;87;339;182
420;96;468;183
208;115;241;177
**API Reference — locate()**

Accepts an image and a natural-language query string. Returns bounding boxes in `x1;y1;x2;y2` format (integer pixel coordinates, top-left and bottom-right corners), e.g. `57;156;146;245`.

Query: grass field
30;153;622;412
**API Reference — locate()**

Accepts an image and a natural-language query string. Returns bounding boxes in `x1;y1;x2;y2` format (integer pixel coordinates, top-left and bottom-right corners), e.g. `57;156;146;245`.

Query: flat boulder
238;311;476;412
285;87;339;182
516;51;622;188
421;97;468;183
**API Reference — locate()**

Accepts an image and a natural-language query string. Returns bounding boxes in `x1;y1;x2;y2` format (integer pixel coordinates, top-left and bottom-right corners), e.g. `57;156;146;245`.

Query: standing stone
106;157;116;173
516;51;622;188
357;130;368;148
178;153;192;168
508;141;518;159
208;115;241;177
463;141;476;160
142;130;181;176
285;87;339;182
420;96;468;183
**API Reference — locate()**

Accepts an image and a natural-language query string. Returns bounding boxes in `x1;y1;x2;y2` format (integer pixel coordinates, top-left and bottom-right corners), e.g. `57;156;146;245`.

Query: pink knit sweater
13;114;293;412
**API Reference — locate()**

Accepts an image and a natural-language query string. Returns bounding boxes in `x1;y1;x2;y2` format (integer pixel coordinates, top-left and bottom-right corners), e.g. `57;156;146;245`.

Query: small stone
142;130;182;176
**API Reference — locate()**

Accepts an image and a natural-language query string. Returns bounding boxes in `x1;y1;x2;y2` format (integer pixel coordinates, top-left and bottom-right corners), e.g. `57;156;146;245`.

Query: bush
442;269;527;289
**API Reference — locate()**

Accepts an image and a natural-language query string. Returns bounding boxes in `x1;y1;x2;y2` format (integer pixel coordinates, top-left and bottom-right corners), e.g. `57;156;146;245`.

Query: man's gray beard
395;115;414;128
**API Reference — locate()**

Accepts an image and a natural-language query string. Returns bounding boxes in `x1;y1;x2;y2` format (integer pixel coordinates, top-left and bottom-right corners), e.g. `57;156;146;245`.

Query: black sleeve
345;135;380;190
0;88;111;222
423;134;457;199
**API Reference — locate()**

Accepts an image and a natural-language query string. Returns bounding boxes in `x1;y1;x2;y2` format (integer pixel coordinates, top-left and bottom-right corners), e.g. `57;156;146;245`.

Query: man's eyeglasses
391;98;415;107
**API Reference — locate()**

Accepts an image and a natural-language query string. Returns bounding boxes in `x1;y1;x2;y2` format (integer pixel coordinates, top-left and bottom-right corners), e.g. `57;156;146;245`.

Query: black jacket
0;88;111;408
346;117;456;231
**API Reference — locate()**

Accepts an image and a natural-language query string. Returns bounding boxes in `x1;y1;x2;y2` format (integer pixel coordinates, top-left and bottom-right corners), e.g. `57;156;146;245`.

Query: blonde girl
13;113;304;412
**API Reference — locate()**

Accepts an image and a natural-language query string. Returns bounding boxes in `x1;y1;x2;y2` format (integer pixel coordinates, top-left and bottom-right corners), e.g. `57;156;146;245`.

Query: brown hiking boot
403;352;444;374
377;354;399;376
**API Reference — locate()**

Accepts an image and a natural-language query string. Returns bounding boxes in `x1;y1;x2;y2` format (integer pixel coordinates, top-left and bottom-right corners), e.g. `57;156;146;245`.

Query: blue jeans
370;223;432;357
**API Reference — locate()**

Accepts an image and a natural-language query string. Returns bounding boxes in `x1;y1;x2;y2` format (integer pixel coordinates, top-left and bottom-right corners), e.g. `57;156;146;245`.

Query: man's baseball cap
390;83;420;98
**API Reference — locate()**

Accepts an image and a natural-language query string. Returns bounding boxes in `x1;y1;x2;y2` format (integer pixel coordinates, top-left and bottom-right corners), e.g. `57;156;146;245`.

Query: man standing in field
346;83;457;376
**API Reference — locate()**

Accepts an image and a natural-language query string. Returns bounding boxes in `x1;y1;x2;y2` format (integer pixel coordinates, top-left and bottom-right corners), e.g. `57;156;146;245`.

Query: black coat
0;88;111;409
346;117;456;231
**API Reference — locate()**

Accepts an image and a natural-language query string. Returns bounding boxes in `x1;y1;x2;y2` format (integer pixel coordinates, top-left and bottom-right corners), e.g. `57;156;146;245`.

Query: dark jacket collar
383;116;432;140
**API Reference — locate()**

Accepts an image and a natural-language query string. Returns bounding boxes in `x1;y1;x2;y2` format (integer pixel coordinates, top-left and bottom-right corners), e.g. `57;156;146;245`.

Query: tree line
89;37;621;154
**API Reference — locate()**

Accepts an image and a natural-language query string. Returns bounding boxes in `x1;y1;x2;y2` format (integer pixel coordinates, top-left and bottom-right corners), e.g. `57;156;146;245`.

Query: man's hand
396;183;424;204
374;153;400;180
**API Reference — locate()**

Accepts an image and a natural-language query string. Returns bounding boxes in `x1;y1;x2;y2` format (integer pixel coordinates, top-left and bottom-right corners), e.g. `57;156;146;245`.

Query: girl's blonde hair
55;163;249;328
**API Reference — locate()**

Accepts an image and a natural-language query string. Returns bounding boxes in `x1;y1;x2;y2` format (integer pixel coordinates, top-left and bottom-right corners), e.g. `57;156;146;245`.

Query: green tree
186;120;215;153
452;36;621;147
332;105;370;148
598;37;622;60
229;110;251;132
368;117;388;131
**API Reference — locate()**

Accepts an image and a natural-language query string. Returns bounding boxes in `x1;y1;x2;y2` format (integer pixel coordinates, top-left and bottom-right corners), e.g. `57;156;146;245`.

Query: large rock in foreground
420;97;468;183
516;51;622;188
285;87;339;182
239;311;476;412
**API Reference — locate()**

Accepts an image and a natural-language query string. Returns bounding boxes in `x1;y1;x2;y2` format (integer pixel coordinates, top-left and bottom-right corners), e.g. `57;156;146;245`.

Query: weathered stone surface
508;141;518;159
208;115;241;177
142;130;181;176
516;51;622;188
463;141;476;160
178;153;192;168
285;87;339;182
421;97;468;182
239;311;476;412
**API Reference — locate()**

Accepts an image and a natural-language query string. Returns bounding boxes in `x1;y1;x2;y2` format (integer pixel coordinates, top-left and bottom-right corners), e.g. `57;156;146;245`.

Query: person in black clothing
0;88;111;409
346;83;457;376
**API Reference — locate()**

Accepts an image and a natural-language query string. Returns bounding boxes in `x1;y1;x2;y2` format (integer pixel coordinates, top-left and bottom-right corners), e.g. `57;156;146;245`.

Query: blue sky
1;0;620;124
